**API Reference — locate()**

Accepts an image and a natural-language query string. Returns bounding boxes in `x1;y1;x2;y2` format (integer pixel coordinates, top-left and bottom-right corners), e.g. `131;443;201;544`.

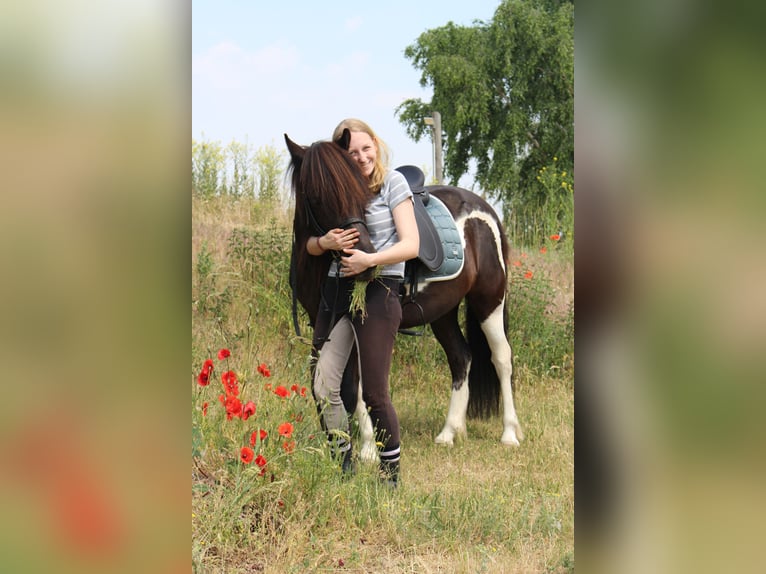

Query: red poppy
254;454;267;475
524;270;534;279
257;363;271;377
278;422;294;438
197;359;214;386
225;396;242;420
249;429;268;446
540;246;547;254
550;234;561;241
241;401;256;420
217;348;230;360
512;260;522;267
274;386;290;398
282;440;295;453
290;384;299;393
300;387;308;397
240;447;254;464
221;371;239;397
264;383;272;391
201;402;208;416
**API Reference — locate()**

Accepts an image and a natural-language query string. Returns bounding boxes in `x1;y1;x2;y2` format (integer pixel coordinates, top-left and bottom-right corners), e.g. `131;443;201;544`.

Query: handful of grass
349;267;380;321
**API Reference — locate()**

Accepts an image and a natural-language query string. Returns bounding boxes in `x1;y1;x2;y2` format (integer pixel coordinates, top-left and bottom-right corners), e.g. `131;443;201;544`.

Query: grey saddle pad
413;194;464;283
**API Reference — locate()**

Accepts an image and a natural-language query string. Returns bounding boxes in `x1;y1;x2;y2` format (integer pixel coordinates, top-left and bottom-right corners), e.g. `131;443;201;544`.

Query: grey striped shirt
329;169;413;278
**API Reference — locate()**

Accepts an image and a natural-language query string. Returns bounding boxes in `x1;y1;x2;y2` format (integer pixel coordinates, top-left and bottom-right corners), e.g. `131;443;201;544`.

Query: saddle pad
414;195;464;283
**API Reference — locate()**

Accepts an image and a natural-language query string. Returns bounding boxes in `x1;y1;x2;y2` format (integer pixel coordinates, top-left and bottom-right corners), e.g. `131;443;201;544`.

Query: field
192;195;573;573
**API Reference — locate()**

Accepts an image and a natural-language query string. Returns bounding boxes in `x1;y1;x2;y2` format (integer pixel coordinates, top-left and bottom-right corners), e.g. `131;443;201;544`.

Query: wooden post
432;111;443;185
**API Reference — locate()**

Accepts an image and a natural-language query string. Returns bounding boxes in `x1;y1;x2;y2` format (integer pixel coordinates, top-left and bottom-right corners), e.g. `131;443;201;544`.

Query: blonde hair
332;118;390;193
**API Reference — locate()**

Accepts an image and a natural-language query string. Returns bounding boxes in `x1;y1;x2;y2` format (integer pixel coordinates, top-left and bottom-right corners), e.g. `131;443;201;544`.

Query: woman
306;118;419;487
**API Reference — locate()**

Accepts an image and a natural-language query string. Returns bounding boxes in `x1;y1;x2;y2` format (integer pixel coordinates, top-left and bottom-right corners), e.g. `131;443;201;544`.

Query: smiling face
347;130;378;179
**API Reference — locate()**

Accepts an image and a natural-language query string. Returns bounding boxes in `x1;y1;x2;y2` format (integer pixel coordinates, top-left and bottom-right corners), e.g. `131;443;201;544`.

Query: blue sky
192;0;503;188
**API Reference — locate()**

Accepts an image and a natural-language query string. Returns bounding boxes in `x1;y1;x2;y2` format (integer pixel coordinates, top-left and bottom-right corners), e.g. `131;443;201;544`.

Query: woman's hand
339;249;374;276
321;228;359;251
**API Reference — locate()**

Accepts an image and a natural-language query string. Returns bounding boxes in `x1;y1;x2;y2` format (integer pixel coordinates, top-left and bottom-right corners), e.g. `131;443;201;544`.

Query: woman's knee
313;374;334;404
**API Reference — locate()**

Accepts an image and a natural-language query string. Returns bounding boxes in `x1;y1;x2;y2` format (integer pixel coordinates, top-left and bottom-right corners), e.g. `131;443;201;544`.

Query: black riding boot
329;435;355;476
379;459;400;489
341;445;355;476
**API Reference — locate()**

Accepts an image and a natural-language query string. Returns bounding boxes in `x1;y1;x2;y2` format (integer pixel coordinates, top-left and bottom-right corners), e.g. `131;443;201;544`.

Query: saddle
395;165;443;271
395;166;465;335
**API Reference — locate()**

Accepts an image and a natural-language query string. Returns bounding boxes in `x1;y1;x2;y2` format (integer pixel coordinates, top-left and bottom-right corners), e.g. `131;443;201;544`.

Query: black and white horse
285;132;523;455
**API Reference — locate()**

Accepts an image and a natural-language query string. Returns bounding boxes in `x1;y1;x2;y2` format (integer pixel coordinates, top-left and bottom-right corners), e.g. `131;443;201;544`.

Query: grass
192;194;573;573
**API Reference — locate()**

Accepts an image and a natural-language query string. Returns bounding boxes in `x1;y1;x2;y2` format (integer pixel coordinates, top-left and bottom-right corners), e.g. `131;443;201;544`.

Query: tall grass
192;195;573;573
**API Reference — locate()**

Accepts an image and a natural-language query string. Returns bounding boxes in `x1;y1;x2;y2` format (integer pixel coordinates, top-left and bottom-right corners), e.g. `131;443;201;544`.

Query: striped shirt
329;169;413;278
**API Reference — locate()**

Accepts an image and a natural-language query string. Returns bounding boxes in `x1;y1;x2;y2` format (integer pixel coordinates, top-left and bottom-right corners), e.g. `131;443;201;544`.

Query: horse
284;130;523;453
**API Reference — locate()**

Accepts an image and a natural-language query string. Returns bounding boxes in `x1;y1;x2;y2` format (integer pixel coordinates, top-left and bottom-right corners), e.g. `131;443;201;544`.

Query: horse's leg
355;385;378;463
341;337;378;463
480;302;524;445
430;307;471;445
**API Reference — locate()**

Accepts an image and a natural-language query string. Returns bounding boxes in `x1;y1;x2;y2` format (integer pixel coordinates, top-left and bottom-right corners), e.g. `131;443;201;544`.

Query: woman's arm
339;199;419;275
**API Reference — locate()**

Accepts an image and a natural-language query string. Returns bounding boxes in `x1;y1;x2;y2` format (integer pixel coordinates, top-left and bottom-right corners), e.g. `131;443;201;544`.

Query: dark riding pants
312;277;402;456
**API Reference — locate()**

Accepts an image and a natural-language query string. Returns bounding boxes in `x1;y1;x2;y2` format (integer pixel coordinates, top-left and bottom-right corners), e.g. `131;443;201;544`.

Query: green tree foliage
226;139;254;197
192;137;225;197
192;137;286;202
254;144;285;204
397;0;573;242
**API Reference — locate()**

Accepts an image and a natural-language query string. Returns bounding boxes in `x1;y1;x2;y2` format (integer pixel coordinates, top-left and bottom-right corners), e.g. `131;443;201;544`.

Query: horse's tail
466;304;501;419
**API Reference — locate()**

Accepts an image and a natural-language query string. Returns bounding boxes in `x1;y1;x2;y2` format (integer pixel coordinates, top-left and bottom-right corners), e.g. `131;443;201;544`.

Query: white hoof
501;435;521;446
501;423;523;446
359;441;379;463
434;431;454;446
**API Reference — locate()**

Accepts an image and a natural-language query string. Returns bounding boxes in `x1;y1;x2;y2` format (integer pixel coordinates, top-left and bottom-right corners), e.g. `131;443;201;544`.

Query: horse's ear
284;134;305;166
335;128;351;151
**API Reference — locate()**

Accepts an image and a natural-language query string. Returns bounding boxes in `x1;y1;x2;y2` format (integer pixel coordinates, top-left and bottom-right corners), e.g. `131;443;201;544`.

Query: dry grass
192;195;573;573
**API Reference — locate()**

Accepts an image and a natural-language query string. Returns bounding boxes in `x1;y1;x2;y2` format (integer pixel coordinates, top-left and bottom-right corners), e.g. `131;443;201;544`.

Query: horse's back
427;186;499;217
427;186;507;261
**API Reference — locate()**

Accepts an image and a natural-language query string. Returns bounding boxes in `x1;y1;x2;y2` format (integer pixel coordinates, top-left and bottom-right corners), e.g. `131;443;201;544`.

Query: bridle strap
289;235;303;337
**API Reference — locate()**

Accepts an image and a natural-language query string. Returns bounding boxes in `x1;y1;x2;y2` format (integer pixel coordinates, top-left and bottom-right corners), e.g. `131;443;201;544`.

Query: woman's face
347;130;377;178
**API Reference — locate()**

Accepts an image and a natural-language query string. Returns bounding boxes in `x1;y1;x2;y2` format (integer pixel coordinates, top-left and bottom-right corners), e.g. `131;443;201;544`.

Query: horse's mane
287;140;372;324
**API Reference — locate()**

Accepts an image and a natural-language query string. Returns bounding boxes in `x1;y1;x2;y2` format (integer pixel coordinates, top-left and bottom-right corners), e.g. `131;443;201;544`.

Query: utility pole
424;111;443;185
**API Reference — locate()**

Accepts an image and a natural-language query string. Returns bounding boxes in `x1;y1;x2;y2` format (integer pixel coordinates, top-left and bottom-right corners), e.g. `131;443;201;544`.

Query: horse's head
285;131;377;283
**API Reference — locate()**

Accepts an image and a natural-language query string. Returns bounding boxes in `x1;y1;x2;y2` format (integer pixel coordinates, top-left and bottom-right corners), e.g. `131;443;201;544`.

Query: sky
192;0;504;189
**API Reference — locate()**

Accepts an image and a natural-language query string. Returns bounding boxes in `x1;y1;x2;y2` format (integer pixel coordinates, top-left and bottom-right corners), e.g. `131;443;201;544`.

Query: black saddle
395;165;443;271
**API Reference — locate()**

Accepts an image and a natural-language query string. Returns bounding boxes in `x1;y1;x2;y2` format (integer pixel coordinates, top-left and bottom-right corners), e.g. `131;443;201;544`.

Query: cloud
192;40;300;91
344;16;363;32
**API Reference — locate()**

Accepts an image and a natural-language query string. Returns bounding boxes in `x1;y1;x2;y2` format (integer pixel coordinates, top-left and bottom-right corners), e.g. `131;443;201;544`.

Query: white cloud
192;40;300;91
344;16;363;32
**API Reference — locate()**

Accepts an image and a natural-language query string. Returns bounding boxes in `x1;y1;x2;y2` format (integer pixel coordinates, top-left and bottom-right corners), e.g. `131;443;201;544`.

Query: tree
192;136;225;197
226;139;254;197
254;144;284;205
396;0;573;238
